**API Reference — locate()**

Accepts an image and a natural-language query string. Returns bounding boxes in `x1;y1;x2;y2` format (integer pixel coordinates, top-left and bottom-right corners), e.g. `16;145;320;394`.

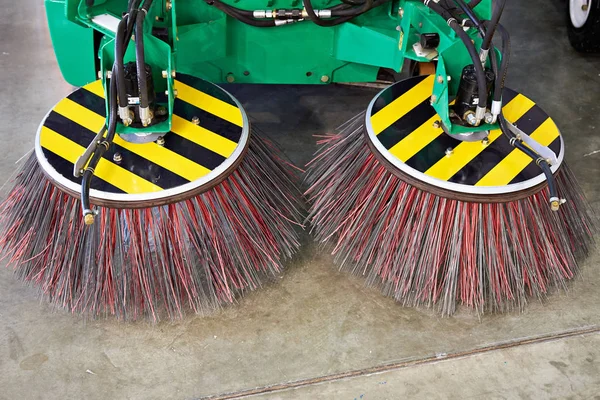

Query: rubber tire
568;0;600;53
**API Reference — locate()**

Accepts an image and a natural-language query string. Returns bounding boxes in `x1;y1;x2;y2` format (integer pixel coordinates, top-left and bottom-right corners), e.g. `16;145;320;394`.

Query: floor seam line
197;325;600;400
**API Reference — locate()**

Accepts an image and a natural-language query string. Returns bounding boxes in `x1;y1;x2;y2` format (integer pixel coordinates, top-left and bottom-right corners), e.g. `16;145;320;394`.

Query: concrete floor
1;0;599;399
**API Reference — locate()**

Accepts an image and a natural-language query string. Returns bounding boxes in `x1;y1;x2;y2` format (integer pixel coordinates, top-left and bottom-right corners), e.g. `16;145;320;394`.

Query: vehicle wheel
568;0;600;52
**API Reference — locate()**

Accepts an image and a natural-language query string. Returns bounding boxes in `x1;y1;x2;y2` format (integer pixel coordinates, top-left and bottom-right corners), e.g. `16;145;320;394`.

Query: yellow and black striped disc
34;74;248;208
365;76;564;199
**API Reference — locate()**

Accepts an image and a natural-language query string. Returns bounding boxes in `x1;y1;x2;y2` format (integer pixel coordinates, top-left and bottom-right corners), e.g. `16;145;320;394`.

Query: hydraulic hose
492;22;510;102
81;65;119;224
425;1;487;121
115;16;129;109
135;0;154;112
481;0;505;51
330;0;373;16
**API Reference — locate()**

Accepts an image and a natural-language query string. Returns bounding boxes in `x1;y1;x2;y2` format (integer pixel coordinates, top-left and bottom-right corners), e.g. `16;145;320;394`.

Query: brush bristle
305;113;597;315
0;131;303;321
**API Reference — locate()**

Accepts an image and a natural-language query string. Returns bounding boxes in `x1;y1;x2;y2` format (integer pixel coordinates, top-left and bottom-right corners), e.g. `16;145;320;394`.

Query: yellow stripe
39;127;161;194
389;114;443;161
476;118;560;186
170;115;237;158
370;75;435;135
424;94;535;181
175;81;243;127
84;80;105;98
53;98;211;181
388;101;456;162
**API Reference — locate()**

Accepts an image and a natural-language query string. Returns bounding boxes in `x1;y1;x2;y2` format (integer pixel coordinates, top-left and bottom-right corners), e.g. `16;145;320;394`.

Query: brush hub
34;75;249;208
365;76;564;202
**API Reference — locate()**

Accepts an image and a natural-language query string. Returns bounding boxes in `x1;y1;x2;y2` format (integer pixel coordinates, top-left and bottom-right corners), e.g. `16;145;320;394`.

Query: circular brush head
306;76;597;315
0;76;303;321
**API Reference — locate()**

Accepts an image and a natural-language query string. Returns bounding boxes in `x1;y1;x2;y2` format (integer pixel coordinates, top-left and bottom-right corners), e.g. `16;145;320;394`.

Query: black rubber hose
81;65;119;220
468;0;483;7
331;0;373;16
115;16;128;108
481;0;505;51
135;0;154;109
453;0;485;37
303;0;356;26
492;22;510;102
209;0;276;27
509;134;558;202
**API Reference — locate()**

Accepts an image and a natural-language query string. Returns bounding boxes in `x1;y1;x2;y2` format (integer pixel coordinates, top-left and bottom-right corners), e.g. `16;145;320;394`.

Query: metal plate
365;76;564;197
35;74;249;208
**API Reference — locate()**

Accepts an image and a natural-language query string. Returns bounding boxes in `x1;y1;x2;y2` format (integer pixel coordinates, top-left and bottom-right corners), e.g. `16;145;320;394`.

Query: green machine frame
45;0;495;135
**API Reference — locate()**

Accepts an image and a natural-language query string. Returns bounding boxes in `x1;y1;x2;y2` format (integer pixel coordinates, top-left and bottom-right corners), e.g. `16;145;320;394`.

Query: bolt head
97;70;102;79
173;89;178;97
482;137;490;145
398;8;404;17
171;70;176;78
437;75;444;84
113;152;123;163
156;136;165;146
433;121;441;129
192;116;200;125
430;95;437;104
226;74;235;83
445;148;453;156
321;75;330;83
166;0;172;10
162;70;168;79
106;71;112;79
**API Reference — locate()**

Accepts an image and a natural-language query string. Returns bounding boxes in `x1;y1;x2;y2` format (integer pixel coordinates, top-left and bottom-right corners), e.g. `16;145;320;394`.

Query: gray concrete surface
259;332;600;400
0;0;599;399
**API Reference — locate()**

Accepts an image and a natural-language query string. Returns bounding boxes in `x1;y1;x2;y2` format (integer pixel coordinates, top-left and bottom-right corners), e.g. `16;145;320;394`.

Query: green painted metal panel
46;0;97;87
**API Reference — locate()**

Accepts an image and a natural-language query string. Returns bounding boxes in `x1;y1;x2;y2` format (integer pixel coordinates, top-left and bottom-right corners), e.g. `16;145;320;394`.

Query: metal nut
321;75;330;83
430;95;437;104
482;137;490;146
113;152;123;163
445;147;453;156
166;0;172;11
226;74;235;83
433;121;441;129
437;75;444;84
398;8;404;17
156;136;165;146
162;70;168;78
192;116;200;125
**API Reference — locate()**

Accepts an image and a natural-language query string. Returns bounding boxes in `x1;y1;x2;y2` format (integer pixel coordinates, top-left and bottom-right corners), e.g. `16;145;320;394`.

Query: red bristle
0;132;303;321
305;113;597;315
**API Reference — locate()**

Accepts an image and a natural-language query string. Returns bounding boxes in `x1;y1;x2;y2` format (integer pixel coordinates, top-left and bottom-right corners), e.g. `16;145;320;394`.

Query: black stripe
370;75;428;115
377;99;436;150
68;88;106;117
176;75;236;106
164;131;226;171
43;112;188;190
508;136;562;185
173;98;242;143
42;148;125;194
447;91;544;185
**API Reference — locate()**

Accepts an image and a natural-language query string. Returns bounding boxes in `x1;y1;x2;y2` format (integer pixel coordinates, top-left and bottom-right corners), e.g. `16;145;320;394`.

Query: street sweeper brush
306;0;597;314
305;78;596;314
0;76;303;321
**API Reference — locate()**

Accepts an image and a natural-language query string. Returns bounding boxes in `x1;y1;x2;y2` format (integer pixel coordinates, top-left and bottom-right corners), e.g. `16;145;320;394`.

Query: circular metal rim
364;84;565;198
34;81;250;209
570;0;592;28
